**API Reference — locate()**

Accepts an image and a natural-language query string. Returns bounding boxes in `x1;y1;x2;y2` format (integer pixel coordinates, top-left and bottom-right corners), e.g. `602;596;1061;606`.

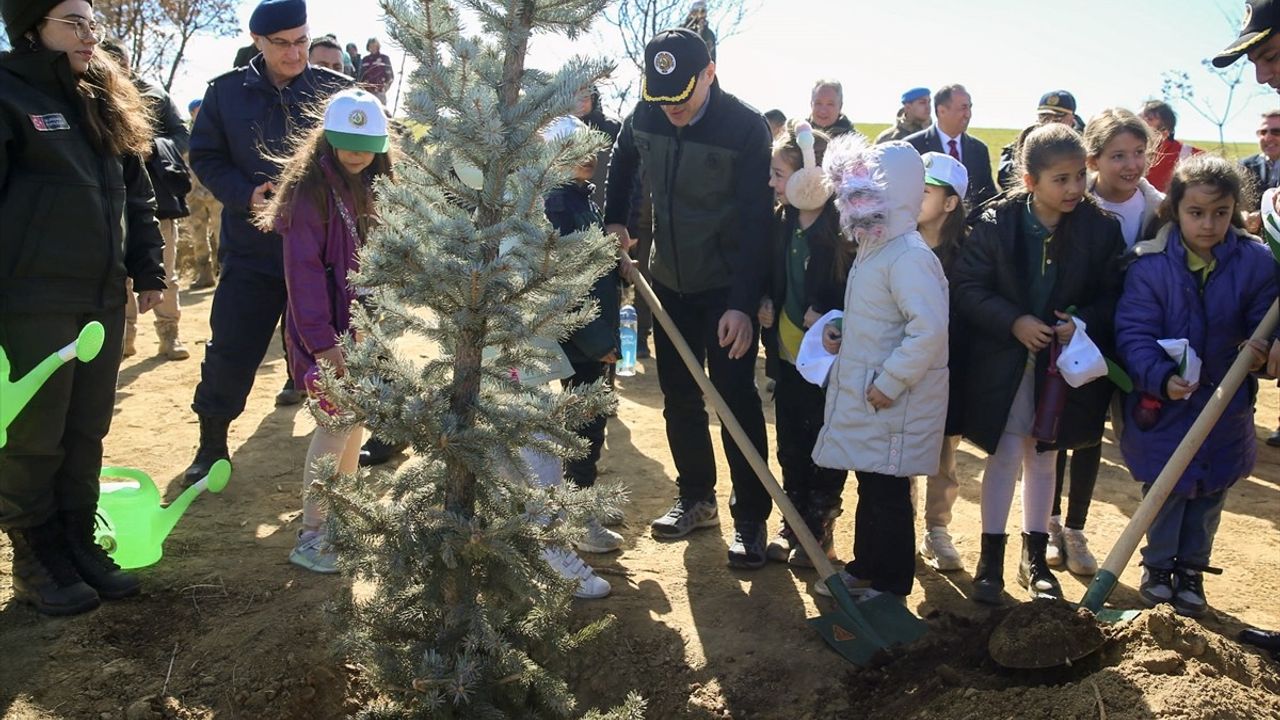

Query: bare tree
601;0;757;113
96;0;238;90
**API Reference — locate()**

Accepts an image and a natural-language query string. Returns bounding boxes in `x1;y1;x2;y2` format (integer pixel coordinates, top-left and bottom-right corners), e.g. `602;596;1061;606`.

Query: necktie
948;138;961;162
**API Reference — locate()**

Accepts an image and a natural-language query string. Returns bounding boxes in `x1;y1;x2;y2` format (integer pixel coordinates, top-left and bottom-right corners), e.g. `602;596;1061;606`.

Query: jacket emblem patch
30;113;71;132
705;152;721;171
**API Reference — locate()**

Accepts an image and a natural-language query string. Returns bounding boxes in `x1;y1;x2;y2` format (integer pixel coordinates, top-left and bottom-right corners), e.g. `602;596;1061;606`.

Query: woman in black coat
0;0;165;616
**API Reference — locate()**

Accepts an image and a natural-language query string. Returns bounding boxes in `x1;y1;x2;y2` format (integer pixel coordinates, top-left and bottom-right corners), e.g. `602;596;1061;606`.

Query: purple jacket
279;157;364;390
1116;224;1277;496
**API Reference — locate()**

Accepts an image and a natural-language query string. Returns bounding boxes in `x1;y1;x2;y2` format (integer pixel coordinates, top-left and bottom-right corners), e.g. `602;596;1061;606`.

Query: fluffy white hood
823;137;924;249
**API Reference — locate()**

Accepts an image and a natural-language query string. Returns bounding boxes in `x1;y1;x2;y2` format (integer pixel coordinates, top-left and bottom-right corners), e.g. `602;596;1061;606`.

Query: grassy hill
853;122;1257;181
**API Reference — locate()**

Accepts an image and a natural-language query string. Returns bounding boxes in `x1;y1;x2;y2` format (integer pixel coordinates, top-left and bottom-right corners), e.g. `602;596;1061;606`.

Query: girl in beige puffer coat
810;138;949;602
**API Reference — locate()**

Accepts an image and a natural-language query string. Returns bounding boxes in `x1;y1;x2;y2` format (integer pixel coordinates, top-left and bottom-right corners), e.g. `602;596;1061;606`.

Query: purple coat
1116;224;1277;496
279;158;364;390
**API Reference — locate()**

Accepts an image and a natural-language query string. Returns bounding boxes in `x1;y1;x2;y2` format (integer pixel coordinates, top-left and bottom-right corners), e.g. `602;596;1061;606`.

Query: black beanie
3;0;93;46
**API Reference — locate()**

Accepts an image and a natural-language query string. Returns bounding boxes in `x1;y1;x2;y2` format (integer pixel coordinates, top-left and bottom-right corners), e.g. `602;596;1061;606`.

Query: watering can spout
1;322;105;448
155;459;231;543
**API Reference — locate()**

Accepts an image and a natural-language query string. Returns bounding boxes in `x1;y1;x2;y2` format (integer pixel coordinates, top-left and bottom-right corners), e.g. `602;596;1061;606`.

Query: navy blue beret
249;0;307;36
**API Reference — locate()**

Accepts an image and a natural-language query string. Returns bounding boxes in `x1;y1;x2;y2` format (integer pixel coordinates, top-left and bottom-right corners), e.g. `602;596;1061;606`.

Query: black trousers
651;283;770;523
561;359;608;489
1052;443;1101;530
0;307;125;529
846;472;914;597
192;256;288;420
774;359;847;515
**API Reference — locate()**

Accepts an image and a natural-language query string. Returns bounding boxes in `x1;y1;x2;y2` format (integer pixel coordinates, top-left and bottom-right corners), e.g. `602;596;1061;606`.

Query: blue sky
7;0;1278;143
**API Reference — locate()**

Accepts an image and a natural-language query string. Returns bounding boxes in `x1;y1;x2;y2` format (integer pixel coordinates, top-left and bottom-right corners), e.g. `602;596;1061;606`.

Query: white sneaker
1062;528;1098;576
918;526;963;572
575;518;623;554
1045;516;1065;569
542;546;611;599
289;531;338;574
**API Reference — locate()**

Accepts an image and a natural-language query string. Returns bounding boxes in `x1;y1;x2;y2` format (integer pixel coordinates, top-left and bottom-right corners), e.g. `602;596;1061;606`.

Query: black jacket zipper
667;127;684;292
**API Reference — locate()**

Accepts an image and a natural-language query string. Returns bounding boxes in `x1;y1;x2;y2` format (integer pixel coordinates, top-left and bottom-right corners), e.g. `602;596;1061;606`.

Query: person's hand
1268;339;1280;378
1013;314;1053;352
1245;210;1263;235
867;383;893;411
718;309;754;360
600;350;618;364
1053;311;1076;344
803;307;822;329
606;223;635;252
757;298;775;329
137;290;163;314
618;254;638;284
1165;374;1198;401
1244;338;1270;372
251;181;275;211
822;322;842;355
315;346;347;377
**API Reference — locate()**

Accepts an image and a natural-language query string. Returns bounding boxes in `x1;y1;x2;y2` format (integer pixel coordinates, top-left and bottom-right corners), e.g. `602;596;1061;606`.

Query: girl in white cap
260;88;394;573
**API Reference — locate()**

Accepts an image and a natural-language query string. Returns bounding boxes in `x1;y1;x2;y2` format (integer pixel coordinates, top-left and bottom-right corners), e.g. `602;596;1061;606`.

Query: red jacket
1146;138;1201;193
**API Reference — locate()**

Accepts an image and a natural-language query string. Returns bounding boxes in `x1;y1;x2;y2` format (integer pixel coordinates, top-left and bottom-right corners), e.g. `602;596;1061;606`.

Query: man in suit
905;84;997;216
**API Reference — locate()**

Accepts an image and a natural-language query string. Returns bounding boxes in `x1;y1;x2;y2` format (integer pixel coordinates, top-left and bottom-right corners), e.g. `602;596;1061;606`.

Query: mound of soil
850;605;1280;720
988;599;1106;669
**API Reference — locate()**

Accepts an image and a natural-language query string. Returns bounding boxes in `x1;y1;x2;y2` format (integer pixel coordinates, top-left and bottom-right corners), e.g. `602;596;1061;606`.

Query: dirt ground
5;281;1280;719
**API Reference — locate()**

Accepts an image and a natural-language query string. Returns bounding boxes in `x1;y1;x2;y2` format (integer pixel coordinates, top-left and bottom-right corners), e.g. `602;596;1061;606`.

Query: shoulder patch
207;66;246;85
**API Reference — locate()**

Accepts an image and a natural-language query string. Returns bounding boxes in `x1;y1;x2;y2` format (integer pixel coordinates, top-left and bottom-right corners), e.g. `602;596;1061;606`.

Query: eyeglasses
1258;128;1280;137
266;36;311;50
43;16;100;41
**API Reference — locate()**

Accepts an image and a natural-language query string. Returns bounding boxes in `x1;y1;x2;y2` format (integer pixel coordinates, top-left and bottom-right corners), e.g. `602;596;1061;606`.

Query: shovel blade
809;613;884;666
858;593;929;645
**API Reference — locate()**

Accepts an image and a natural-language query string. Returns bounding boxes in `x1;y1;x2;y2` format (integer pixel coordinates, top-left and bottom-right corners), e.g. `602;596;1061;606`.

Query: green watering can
94;460;231;569
0;321;106;448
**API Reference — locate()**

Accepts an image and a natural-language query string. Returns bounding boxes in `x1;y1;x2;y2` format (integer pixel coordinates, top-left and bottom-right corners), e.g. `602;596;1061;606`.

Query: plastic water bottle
618;305;638;377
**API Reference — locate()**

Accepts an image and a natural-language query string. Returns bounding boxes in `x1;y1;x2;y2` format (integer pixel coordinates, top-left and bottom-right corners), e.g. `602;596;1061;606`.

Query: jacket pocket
8;184;62;277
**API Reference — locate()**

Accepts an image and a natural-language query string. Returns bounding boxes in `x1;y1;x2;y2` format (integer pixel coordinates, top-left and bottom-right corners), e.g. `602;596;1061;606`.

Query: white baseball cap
922;152;968;199
540;115;588;144
324;88;389;154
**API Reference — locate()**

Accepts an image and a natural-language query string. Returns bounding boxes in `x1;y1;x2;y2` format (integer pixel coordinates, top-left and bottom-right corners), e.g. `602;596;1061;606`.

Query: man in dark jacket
906;84;998;217
605;28;774;568
996;90;1078;191
807;78;854;137
1241;110;1280;230
183;0;348;484
101;40;193;362
875;87;930;144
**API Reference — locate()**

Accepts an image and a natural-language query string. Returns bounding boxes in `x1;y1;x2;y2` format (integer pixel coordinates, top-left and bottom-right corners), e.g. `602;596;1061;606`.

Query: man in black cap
182;0;348;484
1213;0;1280;661
997;90;1079;191
605;28;774;568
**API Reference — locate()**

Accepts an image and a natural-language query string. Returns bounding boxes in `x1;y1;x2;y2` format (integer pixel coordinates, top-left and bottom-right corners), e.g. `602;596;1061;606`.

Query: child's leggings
1052;442;1102;530
980;431;1059;535
302;424;363;529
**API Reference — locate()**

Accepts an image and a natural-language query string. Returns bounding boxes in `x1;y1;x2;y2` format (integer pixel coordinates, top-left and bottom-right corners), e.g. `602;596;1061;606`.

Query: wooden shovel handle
1084;299;1278;610
630;272;840;581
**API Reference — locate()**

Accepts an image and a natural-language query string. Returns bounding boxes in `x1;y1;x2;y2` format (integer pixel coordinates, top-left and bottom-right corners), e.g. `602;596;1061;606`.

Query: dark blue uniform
189;58;348;420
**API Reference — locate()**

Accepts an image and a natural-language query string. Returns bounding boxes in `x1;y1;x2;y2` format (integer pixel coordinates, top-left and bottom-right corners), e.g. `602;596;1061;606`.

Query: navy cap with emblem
1037;90;1077;116
642;28;711;105
1213;0;1277;68
249;0;307;36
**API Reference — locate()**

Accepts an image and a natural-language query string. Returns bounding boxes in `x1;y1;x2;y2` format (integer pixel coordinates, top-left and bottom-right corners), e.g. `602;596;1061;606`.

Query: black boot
358;435;407;467
7;519;100;616
61;510;141;600
184;415;230;485
1018;531;1063;599
972;533;1007;605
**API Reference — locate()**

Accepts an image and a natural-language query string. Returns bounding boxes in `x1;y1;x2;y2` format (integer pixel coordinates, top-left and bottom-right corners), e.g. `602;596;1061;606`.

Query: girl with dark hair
952;124;1125;603
1117;153;1275;617
260;88;395;573
0;0;166;616
757;122;850;568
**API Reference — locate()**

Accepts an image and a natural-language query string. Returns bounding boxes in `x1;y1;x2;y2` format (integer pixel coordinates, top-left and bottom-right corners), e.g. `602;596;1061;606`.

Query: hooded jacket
0;49;165;314
1116;224;1276;496
951;194;1126;454
811;142;949;477
189;57;348;276
604;80;773;315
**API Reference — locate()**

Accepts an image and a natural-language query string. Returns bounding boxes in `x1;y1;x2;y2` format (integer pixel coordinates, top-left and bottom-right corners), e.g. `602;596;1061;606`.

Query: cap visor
1037;106;1073;116
326;130;389;153
1213;28;1272;68
643;74;699;105
924;177;952;189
